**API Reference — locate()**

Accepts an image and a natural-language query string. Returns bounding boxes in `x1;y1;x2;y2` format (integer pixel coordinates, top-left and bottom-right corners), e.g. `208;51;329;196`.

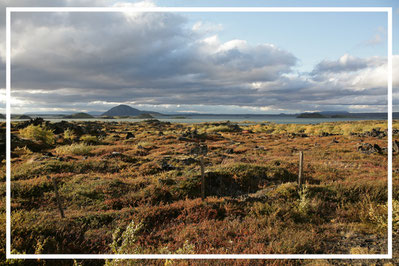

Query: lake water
6;114;387;124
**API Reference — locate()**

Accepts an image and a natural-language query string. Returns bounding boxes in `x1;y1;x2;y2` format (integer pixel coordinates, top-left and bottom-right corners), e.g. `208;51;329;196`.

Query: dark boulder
357;143;382;154
125;132;135;140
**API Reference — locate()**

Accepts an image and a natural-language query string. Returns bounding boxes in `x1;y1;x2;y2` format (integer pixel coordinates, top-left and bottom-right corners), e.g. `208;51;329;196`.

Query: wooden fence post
199;156;205;200
47;176;65;218
298;151;303;189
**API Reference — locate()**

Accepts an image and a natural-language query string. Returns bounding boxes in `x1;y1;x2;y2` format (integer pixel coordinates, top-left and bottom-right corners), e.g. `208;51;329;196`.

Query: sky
0;0;398;114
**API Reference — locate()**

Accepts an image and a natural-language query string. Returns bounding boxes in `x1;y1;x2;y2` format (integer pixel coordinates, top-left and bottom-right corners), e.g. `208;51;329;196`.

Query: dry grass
1;119;397;263
55;143;94;156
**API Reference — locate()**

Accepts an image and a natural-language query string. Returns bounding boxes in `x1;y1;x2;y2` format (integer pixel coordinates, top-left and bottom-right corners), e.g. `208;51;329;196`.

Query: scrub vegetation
0;118;398;265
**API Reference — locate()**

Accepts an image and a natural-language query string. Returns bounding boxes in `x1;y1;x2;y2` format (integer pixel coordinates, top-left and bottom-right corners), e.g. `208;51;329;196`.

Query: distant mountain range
296;111;391;119
2;106;399;119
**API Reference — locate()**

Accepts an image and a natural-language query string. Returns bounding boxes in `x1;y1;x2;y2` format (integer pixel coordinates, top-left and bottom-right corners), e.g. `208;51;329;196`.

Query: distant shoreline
2;116;391;125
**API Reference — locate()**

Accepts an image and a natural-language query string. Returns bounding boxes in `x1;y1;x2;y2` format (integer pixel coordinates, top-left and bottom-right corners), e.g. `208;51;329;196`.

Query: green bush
19;124;55;145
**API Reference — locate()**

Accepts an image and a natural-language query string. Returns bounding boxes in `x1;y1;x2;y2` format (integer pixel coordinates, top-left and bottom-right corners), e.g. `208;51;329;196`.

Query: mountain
64;112;94;119
102;105;162;116
102;105;141;116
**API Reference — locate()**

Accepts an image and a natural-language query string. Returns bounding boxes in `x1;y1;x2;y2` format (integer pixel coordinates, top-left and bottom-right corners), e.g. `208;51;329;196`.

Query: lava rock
125;132;135;140
357;143;382;154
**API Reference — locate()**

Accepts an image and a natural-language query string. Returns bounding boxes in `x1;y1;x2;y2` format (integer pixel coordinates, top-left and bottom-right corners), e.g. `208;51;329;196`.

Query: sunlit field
0;119;398;265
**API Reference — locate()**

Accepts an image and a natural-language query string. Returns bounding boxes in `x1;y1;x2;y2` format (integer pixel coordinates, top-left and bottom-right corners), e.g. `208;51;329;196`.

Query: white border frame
5;6;393;260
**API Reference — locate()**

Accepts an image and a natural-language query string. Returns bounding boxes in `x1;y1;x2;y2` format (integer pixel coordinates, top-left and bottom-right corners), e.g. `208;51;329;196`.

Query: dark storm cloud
0;0;396;114
8;9;301;107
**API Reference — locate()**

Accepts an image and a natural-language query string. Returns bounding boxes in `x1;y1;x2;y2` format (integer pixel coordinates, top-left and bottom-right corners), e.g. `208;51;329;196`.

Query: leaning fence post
47;175;65;218
199;156;205;200
298;151;303;189
189;142;208;200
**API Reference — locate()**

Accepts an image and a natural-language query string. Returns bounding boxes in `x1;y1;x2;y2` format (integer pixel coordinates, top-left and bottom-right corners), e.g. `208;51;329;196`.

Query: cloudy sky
1;0;399;114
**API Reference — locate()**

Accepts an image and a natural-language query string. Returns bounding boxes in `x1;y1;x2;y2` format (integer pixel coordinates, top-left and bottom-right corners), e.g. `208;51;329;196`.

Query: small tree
19;124;55;145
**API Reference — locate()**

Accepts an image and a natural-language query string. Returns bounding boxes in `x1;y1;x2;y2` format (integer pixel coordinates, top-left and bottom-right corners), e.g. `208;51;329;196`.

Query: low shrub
56;143;93;156
19;124;55;145
80;135;98;145
12;146;33;157
63;128;77;143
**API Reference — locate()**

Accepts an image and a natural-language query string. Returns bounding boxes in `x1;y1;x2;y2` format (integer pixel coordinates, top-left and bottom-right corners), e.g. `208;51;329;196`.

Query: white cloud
311;54;384;75
0;0;397;114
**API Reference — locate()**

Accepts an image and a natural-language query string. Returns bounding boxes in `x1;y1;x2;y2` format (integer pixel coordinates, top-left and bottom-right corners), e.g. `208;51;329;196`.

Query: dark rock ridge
296;112;327;118
63;112;94;119
288;132;308;138
15;117;45;129
17;115;32;120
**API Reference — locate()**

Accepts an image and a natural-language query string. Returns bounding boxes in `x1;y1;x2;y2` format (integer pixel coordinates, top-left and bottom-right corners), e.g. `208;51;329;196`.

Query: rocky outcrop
351;128;386;138
15;117;45;129
288;132;308;138
357;143;382;154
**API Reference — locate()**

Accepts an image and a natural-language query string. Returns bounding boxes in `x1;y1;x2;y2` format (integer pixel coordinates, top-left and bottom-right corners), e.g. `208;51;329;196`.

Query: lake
5;114;388;124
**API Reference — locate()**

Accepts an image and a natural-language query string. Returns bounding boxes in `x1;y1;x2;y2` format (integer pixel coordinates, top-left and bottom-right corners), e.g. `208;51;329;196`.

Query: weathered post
199;156;205;200
189;143;208;200
298;151;303;189
47;176;65;218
